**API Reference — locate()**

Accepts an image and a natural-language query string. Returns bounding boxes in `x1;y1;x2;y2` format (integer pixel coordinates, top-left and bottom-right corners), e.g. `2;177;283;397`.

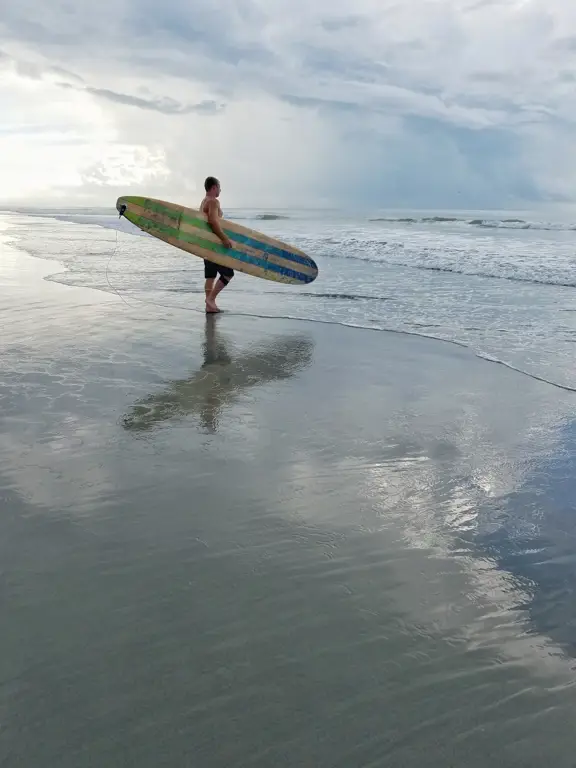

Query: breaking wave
370;216;576;231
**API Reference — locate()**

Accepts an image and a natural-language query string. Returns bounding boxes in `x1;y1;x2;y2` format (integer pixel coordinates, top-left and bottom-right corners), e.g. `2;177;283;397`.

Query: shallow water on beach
7;205;576;392
3;215;576;766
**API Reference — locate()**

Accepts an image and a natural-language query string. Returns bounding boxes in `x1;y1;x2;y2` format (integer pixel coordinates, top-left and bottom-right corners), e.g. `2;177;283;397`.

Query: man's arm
205;199;232;249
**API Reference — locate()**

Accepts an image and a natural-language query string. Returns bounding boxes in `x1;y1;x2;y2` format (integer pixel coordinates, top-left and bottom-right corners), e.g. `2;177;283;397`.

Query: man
200;176;233;313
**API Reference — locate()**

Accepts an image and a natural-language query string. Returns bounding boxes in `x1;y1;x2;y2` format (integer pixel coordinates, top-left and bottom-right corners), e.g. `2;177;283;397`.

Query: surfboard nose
116;197;128;218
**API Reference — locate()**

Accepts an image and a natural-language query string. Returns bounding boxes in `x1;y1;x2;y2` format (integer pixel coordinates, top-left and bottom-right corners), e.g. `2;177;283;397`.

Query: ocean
6;204;576;391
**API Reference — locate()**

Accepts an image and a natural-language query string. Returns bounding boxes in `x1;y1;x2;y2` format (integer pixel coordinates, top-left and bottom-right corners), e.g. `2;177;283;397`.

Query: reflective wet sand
2;231;576;767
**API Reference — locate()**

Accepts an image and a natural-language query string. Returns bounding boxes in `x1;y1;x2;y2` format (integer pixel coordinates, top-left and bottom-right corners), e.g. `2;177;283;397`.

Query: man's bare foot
206;298;220;314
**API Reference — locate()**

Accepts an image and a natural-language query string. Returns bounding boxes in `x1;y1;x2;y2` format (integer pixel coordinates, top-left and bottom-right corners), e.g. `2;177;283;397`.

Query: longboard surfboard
116;196;318;285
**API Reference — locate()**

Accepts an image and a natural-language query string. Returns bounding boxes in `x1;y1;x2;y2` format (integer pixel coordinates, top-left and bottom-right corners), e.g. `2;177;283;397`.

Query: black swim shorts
204;259;234;281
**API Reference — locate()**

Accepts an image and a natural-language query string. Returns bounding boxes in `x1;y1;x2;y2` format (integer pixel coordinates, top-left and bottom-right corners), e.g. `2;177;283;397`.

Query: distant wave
402;262;576;288
370;216;459;224
229;213;291;221
370;217;417;223
369;216;576;231
468;218;530;229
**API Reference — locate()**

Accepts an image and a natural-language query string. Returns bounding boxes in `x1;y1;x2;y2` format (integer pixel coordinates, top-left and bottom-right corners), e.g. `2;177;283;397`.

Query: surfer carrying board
201;176;233;313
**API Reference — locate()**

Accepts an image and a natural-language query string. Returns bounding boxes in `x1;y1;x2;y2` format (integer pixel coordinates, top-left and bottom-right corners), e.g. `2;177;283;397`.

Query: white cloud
1;0;576;206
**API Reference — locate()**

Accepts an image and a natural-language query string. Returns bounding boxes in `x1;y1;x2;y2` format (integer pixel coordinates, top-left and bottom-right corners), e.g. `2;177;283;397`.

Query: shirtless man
200;176;233;313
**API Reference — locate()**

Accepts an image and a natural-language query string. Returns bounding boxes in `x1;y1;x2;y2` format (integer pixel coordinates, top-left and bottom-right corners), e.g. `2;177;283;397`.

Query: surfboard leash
104;225;208;317
104;228;136;310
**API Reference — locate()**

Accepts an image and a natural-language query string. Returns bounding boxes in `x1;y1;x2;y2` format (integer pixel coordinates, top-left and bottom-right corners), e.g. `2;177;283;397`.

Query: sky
1;0;576;209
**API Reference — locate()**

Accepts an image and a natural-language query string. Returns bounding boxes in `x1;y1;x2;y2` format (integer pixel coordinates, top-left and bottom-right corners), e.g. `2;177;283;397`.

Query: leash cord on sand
105;229;135;309
104;228;205;315
105;204;162;311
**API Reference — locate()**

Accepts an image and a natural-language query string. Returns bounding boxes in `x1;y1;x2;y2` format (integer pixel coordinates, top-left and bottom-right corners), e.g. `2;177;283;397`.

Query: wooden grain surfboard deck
116;196;318;285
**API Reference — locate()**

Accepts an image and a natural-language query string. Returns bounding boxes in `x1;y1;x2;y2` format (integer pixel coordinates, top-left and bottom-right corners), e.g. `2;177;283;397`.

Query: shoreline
3;212;575;395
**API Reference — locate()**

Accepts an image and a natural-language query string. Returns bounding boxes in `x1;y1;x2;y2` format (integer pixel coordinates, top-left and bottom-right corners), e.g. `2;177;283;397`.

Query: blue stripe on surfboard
219;247;311;282
226;230;314;269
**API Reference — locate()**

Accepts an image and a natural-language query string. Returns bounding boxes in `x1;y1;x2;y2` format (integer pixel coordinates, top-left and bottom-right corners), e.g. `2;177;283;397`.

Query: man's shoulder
200;196;222;217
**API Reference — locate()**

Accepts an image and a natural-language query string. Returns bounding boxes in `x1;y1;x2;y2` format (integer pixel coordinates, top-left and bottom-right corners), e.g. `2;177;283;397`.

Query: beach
3;214;576;766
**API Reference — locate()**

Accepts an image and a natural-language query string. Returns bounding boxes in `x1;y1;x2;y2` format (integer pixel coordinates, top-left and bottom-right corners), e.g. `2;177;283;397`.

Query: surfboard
115;196;318;285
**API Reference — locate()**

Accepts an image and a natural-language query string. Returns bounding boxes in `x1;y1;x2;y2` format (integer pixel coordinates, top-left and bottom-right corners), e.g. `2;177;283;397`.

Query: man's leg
205;278;215;301
207;268;234;312
204;260;218;313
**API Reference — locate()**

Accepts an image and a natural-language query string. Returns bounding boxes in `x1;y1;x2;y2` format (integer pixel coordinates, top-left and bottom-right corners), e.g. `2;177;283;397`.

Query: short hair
204;176;219;192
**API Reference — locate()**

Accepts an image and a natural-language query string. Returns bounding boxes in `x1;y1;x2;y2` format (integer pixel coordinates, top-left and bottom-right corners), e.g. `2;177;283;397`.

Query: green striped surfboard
116;196;318;285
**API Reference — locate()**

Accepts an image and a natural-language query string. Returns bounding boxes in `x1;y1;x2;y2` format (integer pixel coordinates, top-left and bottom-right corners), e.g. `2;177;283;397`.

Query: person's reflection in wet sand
121;316;314;434
198;316;233;431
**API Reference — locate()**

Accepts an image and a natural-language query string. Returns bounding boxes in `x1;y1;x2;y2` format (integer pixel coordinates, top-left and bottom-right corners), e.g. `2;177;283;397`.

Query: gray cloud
72;84;225;115
280;94;359;112
0;12;76;46
3;0;576;205
320;15;363;32
1;51;224;115
469;71;508;83
48;64;84;84
553;37;576;52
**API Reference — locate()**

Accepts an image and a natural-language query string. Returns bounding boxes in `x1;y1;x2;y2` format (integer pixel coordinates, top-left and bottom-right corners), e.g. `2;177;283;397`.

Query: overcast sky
1;0;576;209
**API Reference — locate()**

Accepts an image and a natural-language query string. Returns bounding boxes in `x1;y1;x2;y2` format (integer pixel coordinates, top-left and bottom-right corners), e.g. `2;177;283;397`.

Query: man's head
204;176;220;197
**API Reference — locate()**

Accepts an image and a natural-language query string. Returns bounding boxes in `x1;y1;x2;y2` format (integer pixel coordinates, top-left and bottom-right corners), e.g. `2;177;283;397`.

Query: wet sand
2;227;576;767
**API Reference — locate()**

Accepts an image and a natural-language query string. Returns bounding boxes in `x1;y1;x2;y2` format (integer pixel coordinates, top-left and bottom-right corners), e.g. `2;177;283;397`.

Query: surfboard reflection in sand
121;319;314;433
